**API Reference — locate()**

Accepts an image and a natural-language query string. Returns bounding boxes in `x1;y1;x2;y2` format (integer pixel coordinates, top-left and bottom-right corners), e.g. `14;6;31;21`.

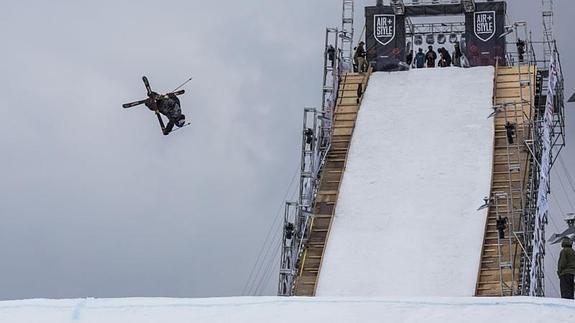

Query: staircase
294;72;370;296
475;65;537;296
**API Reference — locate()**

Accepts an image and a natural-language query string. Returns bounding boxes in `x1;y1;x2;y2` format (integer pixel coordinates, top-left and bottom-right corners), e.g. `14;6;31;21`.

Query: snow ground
316;67;495;297
0;297;573;323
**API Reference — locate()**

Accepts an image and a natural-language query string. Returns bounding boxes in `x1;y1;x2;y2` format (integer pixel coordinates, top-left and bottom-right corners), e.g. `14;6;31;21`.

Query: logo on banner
374;14;395;45
474;11;496;42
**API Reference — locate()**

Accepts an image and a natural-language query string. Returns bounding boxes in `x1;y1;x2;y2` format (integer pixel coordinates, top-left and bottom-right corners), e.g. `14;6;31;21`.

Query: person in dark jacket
146;92;186;135
558;237;575;299
406;50;414;67
442;48;452;66
327;45;336;67
437;47;447;67
426;46;437;68
354;41;367;73
505;122;516;144
452;43;463;67
517;39;526;63
415;48;425;68
438;48;452;67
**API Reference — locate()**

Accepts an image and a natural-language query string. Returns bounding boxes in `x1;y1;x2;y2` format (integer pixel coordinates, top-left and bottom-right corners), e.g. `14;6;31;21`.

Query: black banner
464;2;507;66
365;6;406;67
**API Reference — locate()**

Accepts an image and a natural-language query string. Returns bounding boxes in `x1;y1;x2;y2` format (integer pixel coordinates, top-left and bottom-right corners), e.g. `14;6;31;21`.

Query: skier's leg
155;112;167;134
163;120;175;136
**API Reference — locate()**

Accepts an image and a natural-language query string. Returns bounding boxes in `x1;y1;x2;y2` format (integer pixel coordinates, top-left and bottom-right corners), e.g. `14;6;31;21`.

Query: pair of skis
122;76;185;109
122;76;187;135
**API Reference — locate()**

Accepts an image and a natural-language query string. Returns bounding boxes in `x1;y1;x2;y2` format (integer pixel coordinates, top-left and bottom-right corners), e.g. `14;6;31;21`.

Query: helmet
176;115;186;127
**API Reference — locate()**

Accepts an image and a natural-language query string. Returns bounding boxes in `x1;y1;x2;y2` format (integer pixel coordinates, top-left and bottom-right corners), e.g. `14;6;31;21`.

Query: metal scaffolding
278;49;339;293
278;2;349;296
341;0;355;66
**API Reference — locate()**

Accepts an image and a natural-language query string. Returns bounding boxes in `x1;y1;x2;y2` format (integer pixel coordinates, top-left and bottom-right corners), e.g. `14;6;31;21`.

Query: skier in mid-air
122;76;190;136
145;91;186;135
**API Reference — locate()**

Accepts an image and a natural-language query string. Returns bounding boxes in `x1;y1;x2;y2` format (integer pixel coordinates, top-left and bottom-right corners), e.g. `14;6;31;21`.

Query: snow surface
316;67;495;297
0;297;573;323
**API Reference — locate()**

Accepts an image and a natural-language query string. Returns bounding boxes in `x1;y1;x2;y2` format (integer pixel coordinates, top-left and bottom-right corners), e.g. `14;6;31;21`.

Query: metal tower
542;0;554;65
341;0;355;65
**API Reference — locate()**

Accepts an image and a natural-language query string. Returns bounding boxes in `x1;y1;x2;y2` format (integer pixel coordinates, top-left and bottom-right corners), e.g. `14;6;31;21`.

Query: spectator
442;48;452;66
426;46;437;68
415;48;425;68
452;43;463;67
406;50;414;67
558;237;575;299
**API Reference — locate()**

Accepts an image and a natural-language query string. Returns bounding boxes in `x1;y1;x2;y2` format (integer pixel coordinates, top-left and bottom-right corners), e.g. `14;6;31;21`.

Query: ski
161;89;185;98
143;76;152;96
122;98;148;109
170;122;191;134
122;90;183;109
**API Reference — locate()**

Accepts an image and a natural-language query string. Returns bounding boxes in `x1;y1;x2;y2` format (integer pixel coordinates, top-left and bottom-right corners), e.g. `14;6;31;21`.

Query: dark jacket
443;50;452;66
415;52;425;68
157;94;182;122
426;50;437;67
453;47;463;66
558;239;575;277
355;45;366;59
406;51;413;65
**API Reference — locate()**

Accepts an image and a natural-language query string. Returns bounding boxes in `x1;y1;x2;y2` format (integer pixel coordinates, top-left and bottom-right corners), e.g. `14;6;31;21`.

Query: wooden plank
496;74;531;83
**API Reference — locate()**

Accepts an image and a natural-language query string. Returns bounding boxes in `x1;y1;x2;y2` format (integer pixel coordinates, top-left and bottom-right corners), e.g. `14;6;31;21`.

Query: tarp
530;54;560;296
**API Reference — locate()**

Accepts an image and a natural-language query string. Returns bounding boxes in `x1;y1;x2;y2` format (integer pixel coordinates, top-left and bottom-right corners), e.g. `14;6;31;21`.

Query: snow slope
0;297;573;323
316;67;495;297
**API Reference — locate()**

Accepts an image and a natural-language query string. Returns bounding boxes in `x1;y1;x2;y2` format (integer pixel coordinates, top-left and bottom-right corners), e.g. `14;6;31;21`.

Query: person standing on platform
355;41;367;73
406;50;414;67
453;43;463;67
327;45;336;67
558;237;575;299
442;47;452;66
415;48;425;68
426;46;437;68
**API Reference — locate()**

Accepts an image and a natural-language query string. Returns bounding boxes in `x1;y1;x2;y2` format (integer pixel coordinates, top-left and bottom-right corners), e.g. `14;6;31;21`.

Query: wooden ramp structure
475;64;537;296
294;72;371;296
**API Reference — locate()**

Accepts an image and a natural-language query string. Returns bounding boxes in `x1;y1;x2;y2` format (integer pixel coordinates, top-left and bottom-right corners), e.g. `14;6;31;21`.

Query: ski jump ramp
316;67;495;297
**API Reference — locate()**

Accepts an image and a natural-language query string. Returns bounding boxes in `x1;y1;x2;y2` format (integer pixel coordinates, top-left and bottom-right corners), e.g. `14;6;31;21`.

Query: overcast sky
0;0;573;300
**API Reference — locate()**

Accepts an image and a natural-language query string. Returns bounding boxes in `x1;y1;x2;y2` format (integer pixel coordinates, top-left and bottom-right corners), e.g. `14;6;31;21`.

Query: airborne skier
122;76;189;136
146;91;186;135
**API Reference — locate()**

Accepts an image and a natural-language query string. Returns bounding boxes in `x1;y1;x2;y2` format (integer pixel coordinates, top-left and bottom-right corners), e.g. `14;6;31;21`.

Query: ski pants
357;57;367;73
560;274;574;299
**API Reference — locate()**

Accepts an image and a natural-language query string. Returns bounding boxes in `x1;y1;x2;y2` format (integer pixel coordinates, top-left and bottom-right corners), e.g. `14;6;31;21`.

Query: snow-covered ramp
0;297;573;323
316;67;495;297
